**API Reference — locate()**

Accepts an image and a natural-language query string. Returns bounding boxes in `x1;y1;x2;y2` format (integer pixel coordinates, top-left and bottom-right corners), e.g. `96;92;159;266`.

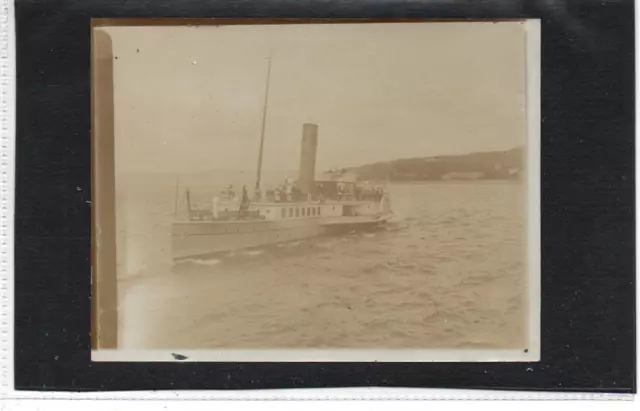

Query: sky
101;22;528;175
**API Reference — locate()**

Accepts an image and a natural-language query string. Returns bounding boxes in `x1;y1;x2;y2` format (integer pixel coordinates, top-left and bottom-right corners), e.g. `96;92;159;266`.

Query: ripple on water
180;258;222;266
120;182;528;349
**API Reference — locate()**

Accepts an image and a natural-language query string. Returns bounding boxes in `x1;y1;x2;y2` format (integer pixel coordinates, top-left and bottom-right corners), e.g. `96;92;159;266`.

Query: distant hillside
343;147;524;182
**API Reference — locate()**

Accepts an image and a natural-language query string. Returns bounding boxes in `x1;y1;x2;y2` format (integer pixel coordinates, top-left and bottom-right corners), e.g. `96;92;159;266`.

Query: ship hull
172;218;326;260
171;214;392;260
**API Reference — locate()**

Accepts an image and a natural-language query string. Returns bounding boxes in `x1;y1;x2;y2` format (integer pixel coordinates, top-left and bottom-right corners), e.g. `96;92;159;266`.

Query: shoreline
376;179;524;186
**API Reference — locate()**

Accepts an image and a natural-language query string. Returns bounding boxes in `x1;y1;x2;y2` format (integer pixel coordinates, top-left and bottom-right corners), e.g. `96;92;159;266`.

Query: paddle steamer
171;56;393;260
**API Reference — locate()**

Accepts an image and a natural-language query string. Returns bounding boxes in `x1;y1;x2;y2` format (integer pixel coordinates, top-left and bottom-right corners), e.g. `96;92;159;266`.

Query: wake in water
179;257;223;266
382;221;411;233
172;224;401;273
173;237;325;272
243;250;264;257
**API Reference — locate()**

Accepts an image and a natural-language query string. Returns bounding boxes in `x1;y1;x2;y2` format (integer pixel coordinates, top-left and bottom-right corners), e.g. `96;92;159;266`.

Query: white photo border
91;19;541;364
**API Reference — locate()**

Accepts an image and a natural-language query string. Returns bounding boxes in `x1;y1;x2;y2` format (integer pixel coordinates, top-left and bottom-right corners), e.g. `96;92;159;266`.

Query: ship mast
255;52;272;192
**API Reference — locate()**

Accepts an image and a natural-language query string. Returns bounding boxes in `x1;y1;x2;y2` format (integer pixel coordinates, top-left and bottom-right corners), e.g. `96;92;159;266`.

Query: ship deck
173;213;393;226
173;219;273;225
220;200;380;207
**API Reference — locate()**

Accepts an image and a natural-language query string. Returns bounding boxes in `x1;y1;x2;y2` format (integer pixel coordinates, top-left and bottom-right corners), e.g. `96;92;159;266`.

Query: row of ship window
281;206;322;218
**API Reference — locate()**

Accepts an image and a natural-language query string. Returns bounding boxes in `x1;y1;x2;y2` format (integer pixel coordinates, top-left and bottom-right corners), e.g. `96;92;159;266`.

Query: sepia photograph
91;20;540;362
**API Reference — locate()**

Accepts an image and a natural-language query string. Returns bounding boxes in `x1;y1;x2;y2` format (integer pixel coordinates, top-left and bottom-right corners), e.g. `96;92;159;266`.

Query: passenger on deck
292;182;302;202
265;189;274;202
316;183;325;202
242;185;249;203
239;185;250;219
227;185;235;201
286;181;293;202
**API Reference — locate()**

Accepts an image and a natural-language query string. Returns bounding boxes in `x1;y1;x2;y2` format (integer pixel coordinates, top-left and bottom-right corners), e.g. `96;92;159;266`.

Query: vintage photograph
92;20;540;361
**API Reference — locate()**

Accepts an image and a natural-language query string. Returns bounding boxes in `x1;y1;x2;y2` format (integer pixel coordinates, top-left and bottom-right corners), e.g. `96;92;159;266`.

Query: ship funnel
298;123;318;196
